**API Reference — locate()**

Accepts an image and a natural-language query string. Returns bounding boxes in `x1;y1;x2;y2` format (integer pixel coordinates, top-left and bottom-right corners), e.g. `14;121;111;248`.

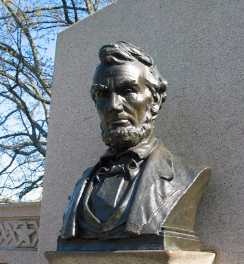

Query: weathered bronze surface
59;41;210;251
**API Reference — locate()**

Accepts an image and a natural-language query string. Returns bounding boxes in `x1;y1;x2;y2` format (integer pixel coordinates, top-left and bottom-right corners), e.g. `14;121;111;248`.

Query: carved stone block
0;220;39;249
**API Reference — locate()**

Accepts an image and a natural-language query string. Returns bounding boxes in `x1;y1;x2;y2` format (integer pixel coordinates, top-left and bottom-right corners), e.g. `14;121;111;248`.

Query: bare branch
84;0;96;14
0;5;87;20
0;42;51;97
0;0;111;199
0;153;17;175
70;0;78;22
61;0;73;24
1;2;40;70
0;109;18;126
94;0;101;11
19;175;43;199
0;132;29;140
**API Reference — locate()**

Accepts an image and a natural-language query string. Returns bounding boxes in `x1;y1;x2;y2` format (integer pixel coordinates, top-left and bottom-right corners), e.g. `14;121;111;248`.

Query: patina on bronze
58;41;210;251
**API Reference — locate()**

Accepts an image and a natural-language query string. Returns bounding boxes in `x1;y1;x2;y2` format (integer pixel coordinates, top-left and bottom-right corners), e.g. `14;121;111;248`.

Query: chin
101;123;152;149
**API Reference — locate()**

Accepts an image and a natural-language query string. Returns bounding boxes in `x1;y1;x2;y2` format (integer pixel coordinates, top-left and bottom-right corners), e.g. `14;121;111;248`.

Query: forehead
93;62;147;85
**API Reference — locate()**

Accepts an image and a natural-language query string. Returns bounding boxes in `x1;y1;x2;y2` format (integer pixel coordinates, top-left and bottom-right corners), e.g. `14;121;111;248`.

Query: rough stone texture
0;219;39;249
45;251;216;264
0;202;40;264
0;202;40;218
0;250;38;264
39;0;244;263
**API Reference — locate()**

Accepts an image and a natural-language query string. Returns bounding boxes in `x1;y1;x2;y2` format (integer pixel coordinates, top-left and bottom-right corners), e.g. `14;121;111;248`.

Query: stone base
45;250;216;264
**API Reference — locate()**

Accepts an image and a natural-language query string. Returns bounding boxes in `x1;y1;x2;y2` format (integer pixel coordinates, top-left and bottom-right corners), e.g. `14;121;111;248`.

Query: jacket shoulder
67;167;93;200
172;152;210;185
153;143;211;183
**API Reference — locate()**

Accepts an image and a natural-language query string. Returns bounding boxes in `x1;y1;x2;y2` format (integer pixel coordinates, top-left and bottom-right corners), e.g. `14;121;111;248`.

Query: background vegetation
0;0;111;201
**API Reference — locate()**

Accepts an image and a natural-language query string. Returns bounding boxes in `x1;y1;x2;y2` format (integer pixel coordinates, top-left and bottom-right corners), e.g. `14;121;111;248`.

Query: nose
109;92;123;112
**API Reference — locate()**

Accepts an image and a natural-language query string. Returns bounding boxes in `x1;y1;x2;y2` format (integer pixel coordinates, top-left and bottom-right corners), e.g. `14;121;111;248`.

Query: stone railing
0;202;40;250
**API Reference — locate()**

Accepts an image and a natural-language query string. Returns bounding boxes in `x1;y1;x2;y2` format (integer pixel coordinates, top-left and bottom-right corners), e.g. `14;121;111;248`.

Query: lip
111;119;130;126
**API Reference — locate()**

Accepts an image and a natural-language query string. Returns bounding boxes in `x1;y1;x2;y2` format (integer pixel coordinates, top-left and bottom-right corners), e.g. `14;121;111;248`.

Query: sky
0;0;112;201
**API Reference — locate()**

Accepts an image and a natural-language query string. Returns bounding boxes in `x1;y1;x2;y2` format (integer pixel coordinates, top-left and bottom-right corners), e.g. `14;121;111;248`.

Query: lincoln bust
59;41;210;251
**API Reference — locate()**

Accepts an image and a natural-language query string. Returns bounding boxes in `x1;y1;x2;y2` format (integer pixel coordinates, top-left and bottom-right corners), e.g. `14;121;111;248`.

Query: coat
60;143;210;240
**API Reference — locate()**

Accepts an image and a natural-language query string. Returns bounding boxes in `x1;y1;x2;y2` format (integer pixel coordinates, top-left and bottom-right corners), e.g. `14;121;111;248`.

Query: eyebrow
117;80;139;91
91;80;140;93
91;83;109;90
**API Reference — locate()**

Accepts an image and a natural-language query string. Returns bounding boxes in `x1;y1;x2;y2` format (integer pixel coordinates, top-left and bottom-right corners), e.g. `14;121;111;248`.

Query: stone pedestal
45;250;216;264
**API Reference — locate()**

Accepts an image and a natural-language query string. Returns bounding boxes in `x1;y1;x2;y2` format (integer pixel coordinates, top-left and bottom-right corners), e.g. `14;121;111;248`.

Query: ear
151;93;163;120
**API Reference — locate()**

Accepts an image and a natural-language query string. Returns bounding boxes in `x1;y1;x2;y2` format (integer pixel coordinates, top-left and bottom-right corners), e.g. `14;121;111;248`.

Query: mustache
107;113;136;126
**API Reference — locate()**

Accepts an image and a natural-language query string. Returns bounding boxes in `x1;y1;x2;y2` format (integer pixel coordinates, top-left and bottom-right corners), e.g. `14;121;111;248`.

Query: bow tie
94;158;142;183
97;164;125;178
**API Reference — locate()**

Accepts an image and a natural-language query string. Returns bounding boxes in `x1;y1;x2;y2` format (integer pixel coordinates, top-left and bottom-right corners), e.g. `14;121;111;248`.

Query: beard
101;122;153;150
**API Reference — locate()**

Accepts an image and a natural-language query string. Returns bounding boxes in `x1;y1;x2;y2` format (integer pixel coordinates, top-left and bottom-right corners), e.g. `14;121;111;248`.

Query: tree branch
1;2;40;70
61;0;73;24
0;109;18;126
70;0;78;22
0;153;17;175
84;0;96;14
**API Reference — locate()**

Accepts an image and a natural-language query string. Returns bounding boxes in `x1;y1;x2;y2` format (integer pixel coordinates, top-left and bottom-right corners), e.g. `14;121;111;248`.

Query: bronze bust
59;41;210;251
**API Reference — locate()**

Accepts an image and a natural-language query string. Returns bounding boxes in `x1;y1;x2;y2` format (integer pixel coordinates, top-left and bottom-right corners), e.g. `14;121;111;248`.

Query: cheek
95;102;106;121
95;98;106;110
95;99;111;121
127;93;152;119
130;91;152;108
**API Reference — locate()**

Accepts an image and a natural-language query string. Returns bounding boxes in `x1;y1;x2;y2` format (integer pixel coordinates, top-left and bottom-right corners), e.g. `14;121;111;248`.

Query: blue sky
0;0;112;201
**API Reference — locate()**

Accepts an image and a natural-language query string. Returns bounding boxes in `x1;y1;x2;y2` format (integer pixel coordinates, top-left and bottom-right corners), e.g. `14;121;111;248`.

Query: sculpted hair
98;41;168;110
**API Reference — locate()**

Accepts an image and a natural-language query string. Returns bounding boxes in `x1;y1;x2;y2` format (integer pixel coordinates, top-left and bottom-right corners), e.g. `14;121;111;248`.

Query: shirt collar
101;135;159;162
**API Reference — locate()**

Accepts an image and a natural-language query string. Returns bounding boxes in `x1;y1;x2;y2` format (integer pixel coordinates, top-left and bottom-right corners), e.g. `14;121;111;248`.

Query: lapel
126;143;183;235
61;166;95;239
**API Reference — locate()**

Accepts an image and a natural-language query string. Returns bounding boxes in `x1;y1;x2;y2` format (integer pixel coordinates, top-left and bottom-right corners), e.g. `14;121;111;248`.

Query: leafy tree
0;0;112;200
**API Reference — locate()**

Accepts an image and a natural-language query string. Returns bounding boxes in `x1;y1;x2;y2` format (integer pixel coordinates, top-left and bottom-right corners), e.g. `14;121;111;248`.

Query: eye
94;89;109;99
95;90;102;98
119;85;137;96
91;84;109;100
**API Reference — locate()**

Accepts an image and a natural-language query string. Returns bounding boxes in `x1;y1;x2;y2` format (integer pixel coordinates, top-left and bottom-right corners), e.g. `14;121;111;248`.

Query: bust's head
91;41;167;151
